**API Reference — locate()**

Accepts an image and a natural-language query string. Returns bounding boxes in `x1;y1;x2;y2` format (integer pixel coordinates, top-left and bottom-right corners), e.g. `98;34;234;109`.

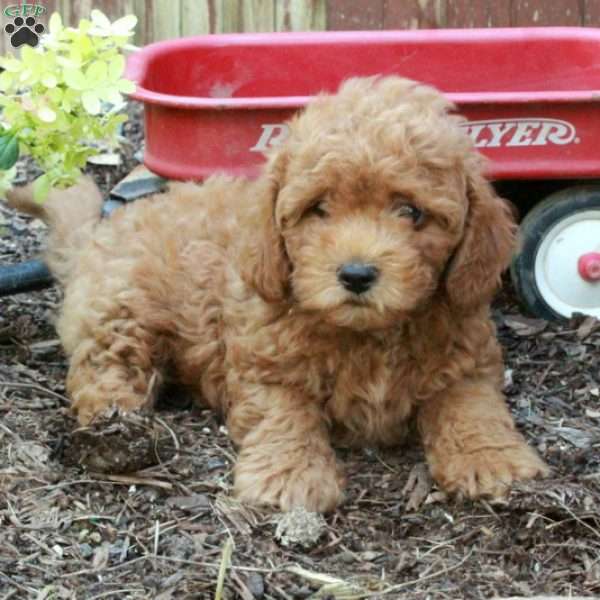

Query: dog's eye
308;201;329;218
392;201;424;226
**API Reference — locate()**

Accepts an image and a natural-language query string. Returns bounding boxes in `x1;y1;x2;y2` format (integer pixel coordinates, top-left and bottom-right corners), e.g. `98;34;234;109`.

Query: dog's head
249;76;515;330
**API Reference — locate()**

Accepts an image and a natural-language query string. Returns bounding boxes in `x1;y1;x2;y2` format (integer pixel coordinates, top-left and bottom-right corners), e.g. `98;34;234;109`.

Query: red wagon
126;27;600;320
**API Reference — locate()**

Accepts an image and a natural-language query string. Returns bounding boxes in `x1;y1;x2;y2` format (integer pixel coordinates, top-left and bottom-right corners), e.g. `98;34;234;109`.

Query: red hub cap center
578;252;600;282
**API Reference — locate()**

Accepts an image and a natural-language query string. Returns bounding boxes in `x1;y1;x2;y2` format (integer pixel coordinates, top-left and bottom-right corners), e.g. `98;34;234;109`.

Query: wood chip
402;463;433;511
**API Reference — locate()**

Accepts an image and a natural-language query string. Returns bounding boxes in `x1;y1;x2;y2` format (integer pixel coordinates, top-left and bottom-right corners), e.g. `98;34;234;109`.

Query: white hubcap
534;209;600;318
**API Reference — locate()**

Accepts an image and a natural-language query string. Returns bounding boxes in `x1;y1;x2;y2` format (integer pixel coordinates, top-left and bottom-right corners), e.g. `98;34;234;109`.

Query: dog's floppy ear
247;152;291;302
445;165;516;312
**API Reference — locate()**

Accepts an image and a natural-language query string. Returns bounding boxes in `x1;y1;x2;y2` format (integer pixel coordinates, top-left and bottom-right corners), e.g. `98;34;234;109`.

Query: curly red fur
7;76;547;511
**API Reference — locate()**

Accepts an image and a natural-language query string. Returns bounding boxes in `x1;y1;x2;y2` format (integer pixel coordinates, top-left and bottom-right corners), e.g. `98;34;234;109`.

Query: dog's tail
5;176;103;285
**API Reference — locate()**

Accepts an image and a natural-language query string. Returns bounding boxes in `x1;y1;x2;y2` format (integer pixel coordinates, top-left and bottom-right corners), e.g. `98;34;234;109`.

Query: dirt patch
1;102;600;599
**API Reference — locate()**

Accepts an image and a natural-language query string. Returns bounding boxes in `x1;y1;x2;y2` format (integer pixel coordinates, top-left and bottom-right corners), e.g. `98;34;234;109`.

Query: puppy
8;76;548;512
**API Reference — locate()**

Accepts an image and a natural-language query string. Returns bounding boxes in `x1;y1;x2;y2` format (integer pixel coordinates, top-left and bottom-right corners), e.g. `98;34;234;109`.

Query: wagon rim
534;209;600;318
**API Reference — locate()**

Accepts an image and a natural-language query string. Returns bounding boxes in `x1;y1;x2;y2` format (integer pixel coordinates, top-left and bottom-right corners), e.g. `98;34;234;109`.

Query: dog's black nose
337;263;378;294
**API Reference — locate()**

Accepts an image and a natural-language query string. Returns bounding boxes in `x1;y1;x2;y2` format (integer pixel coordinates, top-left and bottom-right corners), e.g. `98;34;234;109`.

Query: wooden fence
1;0;600;54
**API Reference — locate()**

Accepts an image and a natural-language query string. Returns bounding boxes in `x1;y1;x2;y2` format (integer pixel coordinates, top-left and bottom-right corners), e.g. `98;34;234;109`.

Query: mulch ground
1;102;600;600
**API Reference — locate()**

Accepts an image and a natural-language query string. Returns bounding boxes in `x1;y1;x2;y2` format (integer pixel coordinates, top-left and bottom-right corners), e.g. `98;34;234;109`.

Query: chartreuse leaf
91;9;111;29
104;88;123;105
117;79;135;94
81;91;101;115
0;57;21;72
42;73;58;88
0;134;19;170
108;55;125;81
37;106;57;123
48;12;62;35
0;71;13;91
86;60;108;84
63;67;86;90
20;46;37;68
78;19;92;34
32;174;51;203
111;15;137;36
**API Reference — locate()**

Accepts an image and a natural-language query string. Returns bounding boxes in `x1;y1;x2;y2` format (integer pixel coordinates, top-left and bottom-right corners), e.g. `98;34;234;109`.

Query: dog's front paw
233;448;344;512
430;444;549;499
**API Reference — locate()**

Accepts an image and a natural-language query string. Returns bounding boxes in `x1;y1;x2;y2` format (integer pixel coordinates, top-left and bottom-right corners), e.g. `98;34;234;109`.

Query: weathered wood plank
511;0;582;26
583;0;600;25
218;0;243;32
446;0;511;28
181;0;212;36
41;0;60;21
57;0;72;27
381;1;420;29
151;0;181;40
326;0;384;30
132;0;152;44
72;0;107;23
58;0;125;26
276;0;326;31
383;0;446;29
243;0;276;32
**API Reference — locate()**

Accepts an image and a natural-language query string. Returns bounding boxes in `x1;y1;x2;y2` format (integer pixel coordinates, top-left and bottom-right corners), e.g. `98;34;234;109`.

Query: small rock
246;573;265;599
205;534;221;546
503;368;514;389
338;550;357;564
78;543;94;558
89;532;102;544
359;551;381;561
206;457;226;471
108;540;129;557
275;506;326;549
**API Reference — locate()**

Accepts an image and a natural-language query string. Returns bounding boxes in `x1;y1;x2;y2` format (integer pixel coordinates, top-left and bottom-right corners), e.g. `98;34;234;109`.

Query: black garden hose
0;259;53;297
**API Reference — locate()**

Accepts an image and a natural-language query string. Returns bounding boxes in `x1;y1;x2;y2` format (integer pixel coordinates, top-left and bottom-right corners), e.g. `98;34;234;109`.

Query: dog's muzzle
337;262;379;295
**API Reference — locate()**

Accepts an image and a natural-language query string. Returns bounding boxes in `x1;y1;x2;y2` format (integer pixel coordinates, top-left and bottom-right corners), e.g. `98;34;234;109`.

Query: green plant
0;10;137;201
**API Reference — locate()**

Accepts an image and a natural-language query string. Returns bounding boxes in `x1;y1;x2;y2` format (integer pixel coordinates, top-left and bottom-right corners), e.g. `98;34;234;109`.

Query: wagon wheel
511;185;600;321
